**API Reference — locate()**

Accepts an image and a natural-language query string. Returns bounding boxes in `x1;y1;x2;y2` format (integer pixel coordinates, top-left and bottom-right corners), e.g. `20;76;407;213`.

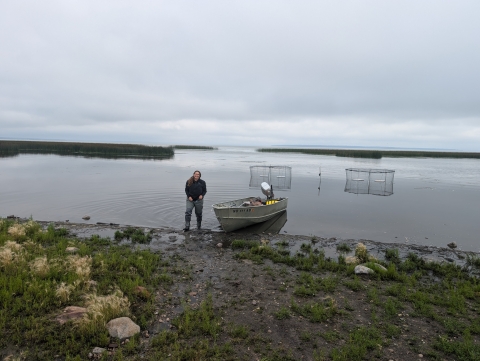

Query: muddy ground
39;221;480;360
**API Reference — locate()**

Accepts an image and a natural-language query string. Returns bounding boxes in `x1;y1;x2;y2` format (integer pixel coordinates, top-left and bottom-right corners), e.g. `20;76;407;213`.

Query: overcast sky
1;1;479;150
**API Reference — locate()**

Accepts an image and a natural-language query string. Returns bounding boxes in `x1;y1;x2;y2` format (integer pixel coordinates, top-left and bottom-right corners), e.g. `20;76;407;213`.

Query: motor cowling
261;182;272;198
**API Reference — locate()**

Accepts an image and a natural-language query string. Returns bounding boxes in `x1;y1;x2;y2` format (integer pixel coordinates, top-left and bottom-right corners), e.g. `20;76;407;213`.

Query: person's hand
199;195;203;200
188;197;193;201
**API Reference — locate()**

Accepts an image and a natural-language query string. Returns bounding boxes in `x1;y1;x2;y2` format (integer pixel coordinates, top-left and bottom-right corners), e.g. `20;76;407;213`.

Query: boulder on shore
106;317;140;339
354;265;374;275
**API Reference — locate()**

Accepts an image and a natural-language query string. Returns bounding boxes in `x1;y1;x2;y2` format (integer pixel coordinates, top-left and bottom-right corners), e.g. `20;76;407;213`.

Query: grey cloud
1;1;479;148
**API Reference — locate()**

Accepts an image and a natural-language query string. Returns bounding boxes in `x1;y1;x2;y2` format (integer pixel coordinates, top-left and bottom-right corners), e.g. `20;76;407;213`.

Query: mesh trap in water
249;166;292;190
345;168;395;196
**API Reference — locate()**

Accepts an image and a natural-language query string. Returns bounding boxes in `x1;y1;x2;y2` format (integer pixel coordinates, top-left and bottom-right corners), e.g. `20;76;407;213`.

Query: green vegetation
0;218;167;359
3;218;480;360
232;240;480;360
0;140;174;159
114;227;153;243
258;147;480;159
336;243;352;253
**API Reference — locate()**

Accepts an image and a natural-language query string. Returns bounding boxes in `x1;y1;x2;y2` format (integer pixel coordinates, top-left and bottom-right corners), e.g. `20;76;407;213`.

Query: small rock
216;243;223;248
7;215;15;219
108;343;118;348
252;300;257;305
447;242;457;249
56;306;88;325
65;247;79;253
142;330;150;338
419;354;423;358
88;352;93;359
92;347;106;355
445;257;454;263
82;215;91;220
188;291;197;296
354;265;374;275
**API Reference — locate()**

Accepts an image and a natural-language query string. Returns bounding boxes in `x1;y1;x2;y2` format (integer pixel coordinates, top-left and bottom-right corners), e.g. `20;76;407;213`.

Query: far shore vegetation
258;148;480;159
173;145;217;150
0;141;215;160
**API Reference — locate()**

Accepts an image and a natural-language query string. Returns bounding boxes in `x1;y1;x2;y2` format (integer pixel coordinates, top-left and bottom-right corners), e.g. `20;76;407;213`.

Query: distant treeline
257;148;480;159
0;141;174;159
173;145;217;150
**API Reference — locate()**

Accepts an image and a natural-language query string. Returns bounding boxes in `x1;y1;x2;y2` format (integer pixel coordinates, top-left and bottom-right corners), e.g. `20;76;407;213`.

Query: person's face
193;172;200;181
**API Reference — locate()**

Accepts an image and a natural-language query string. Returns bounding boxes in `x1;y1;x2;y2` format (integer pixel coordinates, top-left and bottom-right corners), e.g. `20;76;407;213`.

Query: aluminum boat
212;196;288;232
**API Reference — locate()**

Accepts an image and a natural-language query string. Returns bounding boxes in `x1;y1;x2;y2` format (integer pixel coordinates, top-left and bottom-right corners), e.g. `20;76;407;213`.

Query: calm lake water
1;147;480;251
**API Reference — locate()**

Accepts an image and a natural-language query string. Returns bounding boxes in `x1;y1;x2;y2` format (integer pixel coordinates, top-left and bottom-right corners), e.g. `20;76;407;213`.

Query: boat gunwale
212;197;288;210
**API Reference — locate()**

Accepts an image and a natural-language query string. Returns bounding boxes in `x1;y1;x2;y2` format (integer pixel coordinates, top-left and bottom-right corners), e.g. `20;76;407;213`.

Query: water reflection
344;168;395;196
231;211;287;234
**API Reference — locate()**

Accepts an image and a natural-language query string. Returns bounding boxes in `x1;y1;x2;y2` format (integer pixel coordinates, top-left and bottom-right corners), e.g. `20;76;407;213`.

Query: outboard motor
261;182;274;199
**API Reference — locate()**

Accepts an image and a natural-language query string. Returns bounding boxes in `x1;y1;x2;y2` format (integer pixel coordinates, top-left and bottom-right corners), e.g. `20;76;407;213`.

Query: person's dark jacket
185;179;207;201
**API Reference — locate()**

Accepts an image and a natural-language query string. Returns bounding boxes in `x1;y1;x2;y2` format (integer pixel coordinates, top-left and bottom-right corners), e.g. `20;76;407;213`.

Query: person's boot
197;221;201;230
183;221;190;232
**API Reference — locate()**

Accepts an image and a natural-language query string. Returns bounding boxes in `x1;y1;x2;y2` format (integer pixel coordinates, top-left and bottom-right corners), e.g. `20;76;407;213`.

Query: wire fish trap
249;166;292;190
345;168;395;196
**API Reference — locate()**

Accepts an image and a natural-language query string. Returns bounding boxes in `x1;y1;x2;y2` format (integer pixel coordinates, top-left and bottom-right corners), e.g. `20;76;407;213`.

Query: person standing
184;170;207;231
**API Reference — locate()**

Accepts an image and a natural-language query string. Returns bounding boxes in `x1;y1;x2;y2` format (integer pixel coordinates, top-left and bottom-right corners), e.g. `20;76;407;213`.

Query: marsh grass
231;239;260;249
0;140;174;159
466;253;480;269
172;294;221;339
385;248;400;263
336;244;352;253
257;147;480;159
274;306;291;320
114;227;153;244
343;276;364;292
330;326;383;360
0;218;165;359
3;223;480;360
291;297;338;322
228;237;480;359
228;324;249;339
294;272;339;297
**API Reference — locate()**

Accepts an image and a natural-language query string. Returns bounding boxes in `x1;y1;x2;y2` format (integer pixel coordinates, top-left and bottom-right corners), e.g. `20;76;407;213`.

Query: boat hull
212;197;288;232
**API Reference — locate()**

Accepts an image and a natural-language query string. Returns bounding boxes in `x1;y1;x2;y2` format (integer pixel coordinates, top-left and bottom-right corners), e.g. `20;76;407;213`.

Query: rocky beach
2;218;480;360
